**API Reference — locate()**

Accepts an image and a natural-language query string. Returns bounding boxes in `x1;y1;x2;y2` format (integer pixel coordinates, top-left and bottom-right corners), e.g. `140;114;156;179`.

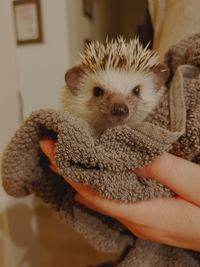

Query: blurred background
1;0;200;266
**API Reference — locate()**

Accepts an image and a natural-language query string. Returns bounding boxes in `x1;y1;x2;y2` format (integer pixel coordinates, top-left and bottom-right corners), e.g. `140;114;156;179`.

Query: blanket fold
2;34;200;266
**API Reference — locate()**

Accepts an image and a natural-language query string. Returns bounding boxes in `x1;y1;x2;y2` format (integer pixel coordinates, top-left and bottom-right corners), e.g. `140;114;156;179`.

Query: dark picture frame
13;0;43;45
83;0;93;20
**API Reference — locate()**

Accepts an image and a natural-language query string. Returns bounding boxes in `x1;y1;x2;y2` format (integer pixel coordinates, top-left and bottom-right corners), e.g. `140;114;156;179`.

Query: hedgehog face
62;65;168;134
62;37;169;134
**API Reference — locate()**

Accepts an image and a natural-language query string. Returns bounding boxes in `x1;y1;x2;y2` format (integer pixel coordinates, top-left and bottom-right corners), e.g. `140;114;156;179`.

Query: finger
40;140;90;187
130;197;200;251
73;181;188;228
74;188;195;233
75;194;101;210
67;179;97;194
75;192;200;250
74;188;141;220
134;152;200;206
120;197;200;250
74;188;165;225
40;139;56;165
75;194;148;239
75;193;125;218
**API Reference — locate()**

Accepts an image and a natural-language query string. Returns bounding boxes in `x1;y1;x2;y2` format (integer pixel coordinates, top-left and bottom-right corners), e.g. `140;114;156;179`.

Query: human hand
40;139;200;251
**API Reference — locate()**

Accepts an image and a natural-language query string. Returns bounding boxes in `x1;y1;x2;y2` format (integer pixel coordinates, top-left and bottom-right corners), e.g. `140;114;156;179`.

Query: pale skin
40;139;200;251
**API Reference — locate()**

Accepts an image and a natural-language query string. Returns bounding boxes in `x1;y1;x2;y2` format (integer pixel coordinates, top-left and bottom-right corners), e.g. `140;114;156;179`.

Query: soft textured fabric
1;34;200;266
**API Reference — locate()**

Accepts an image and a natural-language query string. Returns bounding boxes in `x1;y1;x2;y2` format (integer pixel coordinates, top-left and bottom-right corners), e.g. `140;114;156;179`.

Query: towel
1;33;200;266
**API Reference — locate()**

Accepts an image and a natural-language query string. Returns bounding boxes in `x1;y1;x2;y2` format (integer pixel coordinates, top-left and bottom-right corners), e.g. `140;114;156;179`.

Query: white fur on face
61;68;165;132
80;69;164;121
84;69;155;98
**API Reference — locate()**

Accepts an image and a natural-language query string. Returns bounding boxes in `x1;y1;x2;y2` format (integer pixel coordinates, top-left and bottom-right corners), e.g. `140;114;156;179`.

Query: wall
65;0;93;64
0;1;20;155
0;1;41;267
16;0;71;117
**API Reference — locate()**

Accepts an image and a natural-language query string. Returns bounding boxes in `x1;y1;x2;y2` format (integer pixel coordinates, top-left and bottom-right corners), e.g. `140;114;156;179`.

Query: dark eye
132;85;140;96
93;87;104;97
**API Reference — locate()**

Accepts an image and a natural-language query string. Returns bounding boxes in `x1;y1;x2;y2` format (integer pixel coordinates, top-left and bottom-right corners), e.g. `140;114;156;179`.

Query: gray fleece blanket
2;34;200;266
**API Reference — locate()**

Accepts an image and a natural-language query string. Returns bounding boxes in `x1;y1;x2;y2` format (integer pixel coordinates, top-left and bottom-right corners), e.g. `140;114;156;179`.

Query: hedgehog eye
132;85;140;96
93;87;104;97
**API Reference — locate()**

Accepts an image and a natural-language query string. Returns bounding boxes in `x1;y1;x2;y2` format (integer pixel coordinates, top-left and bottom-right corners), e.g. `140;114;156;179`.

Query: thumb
134;152;200;206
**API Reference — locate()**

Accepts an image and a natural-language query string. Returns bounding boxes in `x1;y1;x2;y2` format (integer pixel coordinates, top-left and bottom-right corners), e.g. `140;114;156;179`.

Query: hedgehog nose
111;103;129;118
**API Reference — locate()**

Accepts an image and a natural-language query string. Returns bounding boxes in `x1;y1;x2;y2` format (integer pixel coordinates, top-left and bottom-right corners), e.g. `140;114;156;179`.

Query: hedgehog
61;37;169;135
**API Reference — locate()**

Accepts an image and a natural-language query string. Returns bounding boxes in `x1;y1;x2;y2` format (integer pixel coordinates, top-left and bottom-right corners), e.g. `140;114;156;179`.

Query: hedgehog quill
61;37;169;135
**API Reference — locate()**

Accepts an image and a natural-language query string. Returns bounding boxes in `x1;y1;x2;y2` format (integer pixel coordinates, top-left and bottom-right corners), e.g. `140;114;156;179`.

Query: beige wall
16;0;71;117
16;0;92;118
0;1;20;155
66;0;94;63
0;1;41;267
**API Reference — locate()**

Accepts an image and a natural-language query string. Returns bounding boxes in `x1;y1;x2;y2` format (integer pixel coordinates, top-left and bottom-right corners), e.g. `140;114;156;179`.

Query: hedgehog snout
110;103;129;118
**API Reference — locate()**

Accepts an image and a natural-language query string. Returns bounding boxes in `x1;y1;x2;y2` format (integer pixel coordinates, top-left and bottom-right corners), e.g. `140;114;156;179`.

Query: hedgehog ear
150;63;169;90
65;65;85;95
